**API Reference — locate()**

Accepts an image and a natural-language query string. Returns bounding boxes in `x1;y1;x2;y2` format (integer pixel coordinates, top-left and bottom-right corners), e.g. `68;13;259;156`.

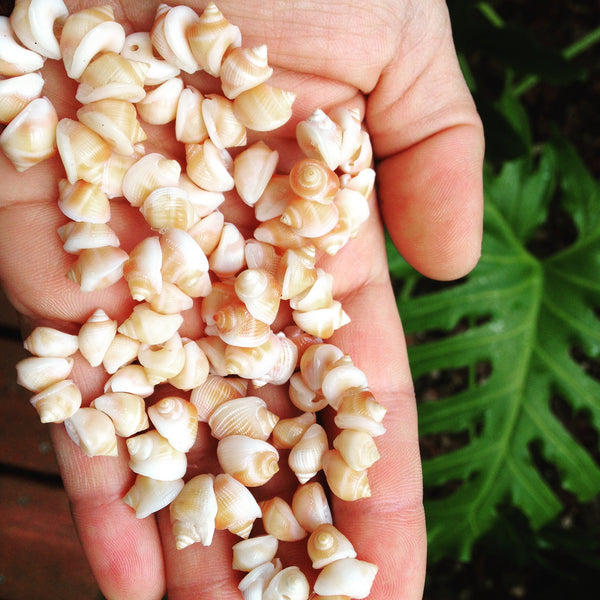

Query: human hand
0;1;483;599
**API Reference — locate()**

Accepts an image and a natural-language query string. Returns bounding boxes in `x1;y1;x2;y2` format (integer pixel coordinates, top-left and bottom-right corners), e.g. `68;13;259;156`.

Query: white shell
168;339;210;391
123;236;163;302
59;6;126;80
30;379;81;423
288;423;329;484
209;222;246;278
307;524;357;570
16;356;74;393
136;76;183;125
231;534;279;572
169;473;218;548
292;300;350;339
296;108;343;171
0;16;45;77
288;371;328;413
271;411;316;450
333;429;380;471
263;566;310;600
189;373;245;421
67;246;129;292
299;343;344;392
58;222;120;254
291;481;333;533
126;430;187;481
233;141;279;206
64;407;118;457
0;96;57;172
334;389;387;437
103;364;155;398
150;4;200;74
122;152;181;208
321;360;369;410
185;139;234;192
313;558;378;599
220;45;274;100
0;71;44;124
260;496;306;542
160;227;210;298
208;396;279;441
90;391;149;437
121;31;180;85
213;473;262;538
78;308;117;368
175;85;208;144
9;0;68;60
137;332;186;385
224;333;282;380
238;559;282;600
102;334;140;375
201;93;247;149
123;474;184;519
216;435;279;487
24;326;78;358
118;303;184;345
321;449;371;502
187;2;242;77
147;395;198;453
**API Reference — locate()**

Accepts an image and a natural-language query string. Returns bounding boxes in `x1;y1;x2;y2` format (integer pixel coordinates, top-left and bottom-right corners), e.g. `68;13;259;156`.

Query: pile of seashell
5;1;386;598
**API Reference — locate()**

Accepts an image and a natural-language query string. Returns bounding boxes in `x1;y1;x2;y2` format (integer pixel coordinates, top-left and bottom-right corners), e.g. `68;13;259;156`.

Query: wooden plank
0;338;60;475
0;473;101;600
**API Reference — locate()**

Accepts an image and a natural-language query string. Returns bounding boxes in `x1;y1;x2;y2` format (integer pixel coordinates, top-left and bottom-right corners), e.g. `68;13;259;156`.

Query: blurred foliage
386;0;600;590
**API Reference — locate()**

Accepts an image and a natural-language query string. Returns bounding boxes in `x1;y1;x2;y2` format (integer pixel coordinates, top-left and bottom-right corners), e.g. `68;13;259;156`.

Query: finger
44;353;167;600
313;203;425;598
329;279;426;599
51;426;166;600
368;1;484;280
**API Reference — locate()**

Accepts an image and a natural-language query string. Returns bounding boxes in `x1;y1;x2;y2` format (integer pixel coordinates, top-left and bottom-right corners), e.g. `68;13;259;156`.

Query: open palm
0;1;484;599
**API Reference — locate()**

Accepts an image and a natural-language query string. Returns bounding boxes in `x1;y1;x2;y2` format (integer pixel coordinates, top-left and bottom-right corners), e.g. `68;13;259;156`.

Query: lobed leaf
388;139;600;561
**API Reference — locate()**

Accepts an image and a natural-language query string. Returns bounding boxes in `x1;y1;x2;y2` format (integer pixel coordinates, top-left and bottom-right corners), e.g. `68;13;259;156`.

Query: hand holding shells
0;0;488;597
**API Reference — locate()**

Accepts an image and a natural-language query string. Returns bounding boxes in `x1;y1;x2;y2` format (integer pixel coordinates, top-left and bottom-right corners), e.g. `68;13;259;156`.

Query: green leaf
394;141;600;561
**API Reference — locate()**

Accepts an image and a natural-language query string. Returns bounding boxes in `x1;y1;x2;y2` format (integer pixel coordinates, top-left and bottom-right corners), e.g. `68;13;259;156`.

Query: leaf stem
512;25;600;97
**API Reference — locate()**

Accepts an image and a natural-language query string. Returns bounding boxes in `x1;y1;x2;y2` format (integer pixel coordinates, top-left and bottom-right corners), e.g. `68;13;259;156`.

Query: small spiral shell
288;422;329;484
147;395;198;453
90;391;149;437
307;523;357;569
126;429;187;481
123;474;184;520
213;473;262;538
216;435;279;487
10;0;68;60
187;2;242;78
313;558;378;599
0;71;44;124
16;356;74;393
30;379;82;424
0;96;58;172
208;396;279;441
260;496;307;542
232;534;279;572
170;474;218;548
0;16;45;77
64;407;118;457
289;158;339;203
78;308;118;368
59;6;126;80
291;481;333;533
150;3;200;74
321;449;371;502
